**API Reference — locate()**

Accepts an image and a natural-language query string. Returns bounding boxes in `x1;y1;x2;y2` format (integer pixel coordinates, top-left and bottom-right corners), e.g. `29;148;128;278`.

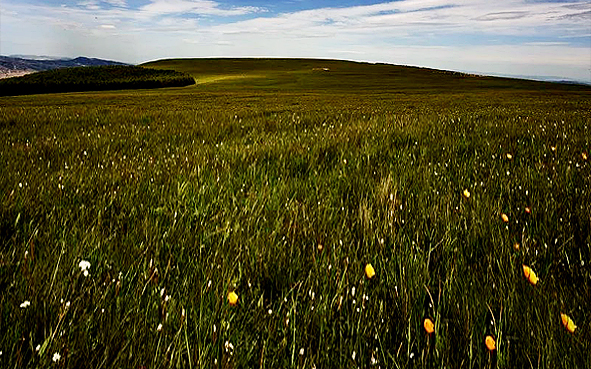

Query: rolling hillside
142;58;590;93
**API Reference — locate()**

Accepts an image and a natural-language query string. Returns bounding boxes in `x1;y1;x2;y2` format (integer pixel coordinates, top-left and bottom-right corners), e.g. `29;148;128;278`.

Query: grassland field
1;58;590;368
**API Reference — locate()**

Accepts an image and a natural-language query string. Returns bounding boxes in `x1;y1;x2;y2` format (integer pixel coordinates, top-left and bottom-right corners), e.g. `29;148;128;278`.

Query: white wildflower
79;260;91;277
157;323;163;332
299;348;305;356
52;352;61;362
20;300;31;308
224;341;234;354
371;353;377;365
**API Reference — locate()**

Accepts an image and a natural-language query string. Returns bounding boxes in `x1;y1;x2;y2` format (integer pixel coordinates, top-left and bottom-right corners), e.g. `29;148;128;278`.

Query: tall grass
0;70;590;368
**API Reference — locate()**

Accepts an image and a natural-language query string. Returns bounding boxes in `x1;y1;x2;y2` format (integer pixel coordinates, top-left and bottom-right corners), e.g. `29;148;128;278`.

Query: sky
1;0;590;82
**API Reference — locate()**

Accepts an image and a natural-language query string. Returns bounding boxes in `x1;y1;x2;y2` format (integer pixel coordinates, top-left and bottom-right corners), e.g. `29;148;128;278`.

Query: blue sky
1;0;590;81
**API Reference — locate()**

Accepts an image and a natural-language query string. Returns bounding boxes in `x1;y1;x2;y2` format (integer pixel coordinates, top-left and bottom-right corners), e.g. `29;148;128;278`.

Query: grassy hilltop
1;58;590;368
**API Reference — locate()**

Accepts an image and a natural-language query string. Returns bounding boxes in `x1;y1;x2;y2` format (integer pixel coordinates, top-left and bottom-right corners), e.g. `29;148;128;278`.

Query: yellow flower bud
522;265;539;286
423;318;435;334
228;291;238;306
485;335;496;351
561;313;577;334
365;263;375;279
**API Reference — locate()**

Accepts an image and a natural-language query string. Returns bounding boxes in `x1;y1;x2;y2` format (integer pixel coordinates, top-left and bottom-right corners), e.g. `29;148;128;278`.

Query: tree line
0;65;195;96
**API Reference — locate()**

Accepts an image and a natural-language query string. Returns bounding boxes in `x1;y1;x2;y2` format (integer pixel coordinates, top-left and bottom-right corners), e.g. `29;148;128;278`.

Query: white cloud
215;0;591;37
104;0;127;7
140;0;264;16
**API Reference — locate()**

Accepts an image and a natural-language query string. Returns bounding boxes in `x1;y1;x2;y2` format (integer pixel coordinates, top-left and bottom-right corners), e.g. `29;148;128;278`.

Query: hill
142;58;591;93
0;55;128;76
0;65;195;96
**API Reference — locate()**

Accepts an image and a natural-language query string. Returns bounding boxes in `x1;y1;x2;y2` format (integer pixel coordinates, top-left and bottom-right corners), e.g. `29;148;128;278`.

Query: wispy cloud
140;0;265;16
475;11;530;21
104;0;128;7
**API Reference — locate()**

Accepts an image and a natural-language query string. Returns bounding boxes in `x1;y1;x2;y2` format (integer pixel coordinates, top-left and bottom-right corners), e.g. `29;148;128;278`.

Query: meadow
0;58;590;368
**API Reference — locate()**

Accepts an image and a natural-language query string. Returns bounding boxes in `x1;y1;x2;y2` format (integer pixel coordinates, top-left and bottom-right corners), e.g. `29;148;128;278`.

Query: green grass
1;58;590;368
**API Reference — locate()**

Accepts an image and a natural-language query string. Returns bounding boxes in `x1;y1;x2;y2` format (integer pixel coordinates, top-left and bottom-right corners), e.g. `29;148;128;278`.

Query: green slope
142;58;590;93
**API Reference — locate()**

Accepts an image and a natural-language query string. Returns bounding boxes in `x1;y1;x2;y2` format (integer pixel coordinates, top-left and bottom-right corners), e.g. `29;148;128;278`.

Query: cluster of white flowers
79;260;91;277
20;300;31;308
52;352;61;362
224;341;234;355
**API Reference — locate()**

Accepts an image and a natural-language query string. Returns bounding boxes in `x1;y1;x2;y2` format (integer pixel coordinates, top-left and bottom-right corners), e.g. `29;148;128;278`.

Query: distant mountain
452;69;591;87
0;56;129;78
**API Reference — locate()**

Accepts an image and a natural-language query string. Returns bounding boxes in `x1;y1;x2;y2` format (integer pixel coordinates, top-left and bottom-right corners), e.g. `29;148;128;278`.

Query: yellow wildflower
485;335;496;351
228;291;238;306
423;318;435;334
561;313;577;334
365;263;376;279
522;265;539;286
